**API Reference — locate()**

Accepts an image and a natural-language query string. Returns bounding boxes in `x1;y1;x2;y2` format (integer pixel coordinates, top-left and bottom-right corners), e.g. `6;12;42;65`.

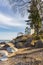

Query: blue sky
0;0;29;40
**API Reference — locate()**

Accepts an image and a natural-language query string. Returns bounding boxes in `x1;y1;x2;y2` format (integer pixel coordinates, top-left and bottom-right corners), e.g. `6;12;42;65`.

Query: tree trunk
36;27;39;37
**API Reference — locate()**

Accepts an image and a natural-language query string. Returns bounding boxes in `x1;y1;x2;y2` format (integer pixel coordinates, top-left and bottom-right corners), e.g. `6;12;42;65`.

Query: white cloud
0;13;26;29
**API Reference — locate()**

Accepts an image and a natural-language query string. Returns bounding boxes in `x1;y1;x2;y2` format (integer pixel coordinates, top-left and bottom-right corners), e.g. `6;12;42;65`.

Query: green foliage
25;27;30;34
34;36;40;40
27;0;42;36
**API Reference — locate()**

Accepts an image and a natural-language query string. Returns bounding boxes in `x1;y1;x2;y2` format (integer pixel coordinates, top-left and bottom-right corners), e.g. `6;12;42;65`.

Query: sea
0;40;10;43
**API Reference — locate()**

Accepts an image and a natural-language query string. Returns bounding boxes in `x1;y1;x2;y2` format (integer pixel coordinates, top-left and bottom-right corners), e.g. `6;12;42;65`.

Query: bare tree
8;0;31;16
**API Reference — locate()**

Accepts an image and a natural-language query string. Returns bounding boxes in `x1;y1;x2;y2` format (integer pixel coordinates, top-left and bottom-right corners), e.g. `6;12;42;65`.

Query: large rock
35;40;43;48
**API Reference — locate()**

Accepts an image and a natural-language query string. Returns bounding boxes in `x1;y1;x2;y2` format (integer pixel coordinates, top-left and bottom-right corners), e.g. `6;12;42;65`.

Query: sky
0;0;29;40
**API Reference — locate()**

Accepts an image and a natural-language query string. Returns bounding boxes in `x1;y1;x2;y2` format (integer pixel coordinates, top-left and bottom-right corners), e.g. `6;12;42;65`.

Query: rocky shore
0;47;43;65
0;34;43;65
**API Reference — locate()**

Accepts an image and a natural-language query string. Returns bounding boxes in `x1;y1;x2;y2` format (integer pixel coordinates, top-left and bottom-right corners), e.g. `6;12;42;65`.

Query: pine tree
25;27;30;34
26;0;42;36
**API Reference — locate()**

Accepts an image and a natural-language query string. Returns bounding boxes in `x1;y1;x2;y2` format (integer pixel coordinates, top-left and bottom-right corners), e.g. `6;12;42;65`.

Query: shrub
34;36;40;40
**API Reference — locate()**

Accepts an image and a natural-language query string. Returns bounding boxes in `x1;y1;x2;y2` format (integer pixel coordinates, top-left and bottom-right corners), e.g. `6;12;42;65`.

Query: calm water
0;40;10;43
